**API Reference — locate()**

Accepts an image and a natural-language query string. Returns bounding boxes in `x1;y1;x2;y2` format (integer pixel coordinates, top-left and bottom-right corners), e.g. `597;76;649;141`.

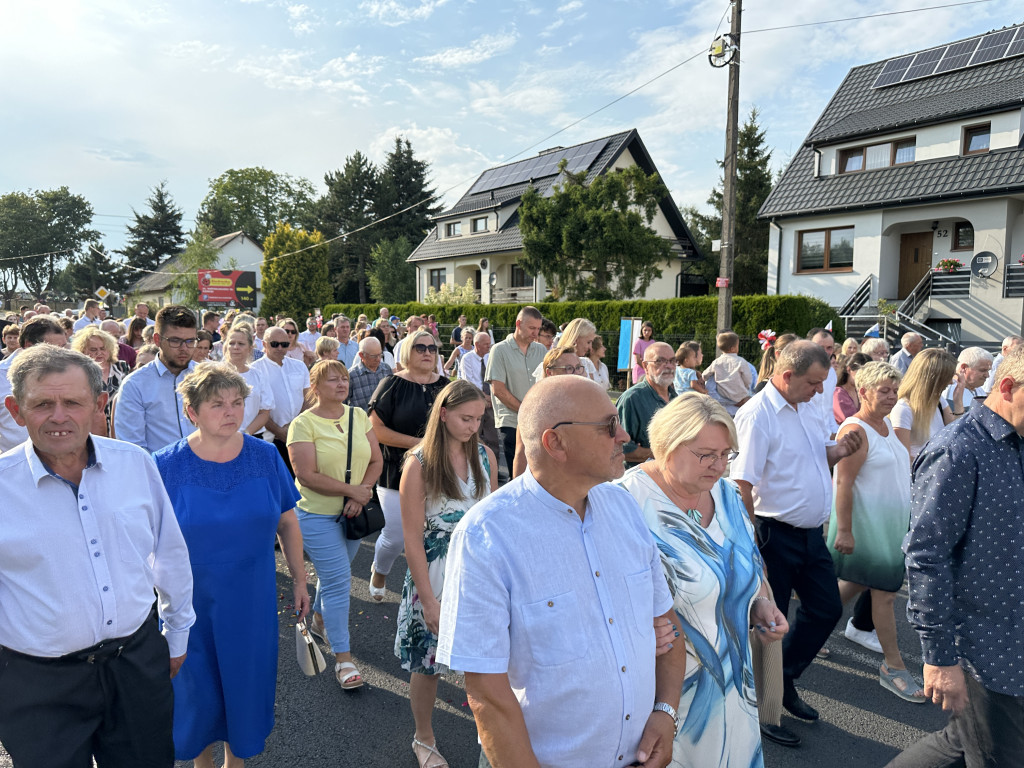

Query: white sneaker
845;618;883;653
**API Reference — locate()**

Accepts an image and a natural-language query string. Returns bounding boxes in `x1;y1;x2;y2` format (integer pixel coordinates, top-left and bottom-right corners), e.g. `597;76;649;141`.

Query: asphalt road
0;537;948;767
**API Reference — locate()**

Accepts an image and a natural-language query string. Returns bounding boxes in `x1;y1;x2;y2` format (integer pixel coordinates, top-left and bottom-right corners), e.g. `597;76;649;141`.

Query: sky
2;0;1024;257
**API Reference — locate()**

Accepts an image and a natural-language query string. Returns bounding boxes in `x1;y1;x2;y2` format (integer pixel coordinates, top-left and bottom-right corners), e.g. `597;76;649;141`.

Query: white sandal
335;661;364;690
369;563;386;602
412;738;449;768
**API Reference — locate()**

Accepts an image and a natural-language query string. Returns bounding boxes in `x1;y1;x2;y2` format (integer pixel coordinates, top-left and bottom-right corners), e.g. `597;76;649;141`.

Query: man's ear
5;395;24;427
540;427;566;461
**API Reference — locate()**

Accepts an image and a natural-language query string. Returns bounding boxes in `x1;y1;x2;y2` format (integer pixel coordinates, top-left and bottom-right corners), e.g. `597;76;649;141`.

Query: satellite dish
488;272;497;287
971;251;998;278
709;34;737;68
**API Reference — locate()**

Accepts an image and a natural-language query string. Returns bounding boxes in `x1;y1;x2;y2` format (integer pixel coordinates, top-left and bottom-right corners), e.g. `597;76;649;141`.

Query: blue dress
615;469;764;768
154;434;300;760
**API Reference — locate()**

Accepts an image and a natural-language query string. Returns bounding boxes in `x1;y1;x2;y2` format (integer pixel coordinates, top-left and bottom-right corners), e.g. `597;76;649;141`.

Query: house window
796;227;855;272
471;216;488;233
428;268;446;291
838;138;916;174
445;222;462;237
952;222;974;252
963;124;990;155
510;263;534;288
474;269;482;290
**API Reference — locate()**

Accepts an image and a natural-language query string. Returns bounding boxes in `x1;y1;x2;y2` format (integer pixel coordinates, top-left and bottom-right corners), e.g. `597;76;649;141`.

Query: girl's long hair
416;380;489;503
898;348;957;445
757;333;799;383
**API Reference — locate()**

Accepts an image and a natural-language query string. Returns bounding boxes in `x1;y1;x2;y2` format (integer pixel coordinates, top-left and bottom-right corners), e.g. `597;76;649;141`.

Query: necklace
682;493;703;524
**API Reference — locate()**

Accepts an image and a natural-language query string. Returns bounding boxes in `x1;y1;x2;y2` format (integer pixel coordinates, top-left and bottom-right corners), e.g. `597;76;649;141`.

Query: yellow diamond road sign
95;286;110;300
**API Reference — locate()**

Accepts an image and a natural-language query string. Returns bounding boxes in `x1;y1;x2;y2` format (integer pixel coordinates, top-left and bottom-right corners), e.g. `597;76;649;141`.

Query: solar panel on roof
970;28;1016;65
935;38;982;73
903;47;945;80
466;137;610;195
872;55;914;88
1004;26;1024;58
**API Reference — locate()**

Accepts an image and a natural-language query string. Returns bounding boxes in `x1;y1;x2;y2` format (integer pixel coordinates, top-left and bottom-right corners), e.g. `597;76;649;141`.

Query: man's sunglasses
412;343;438;355
268;340;291;348
551;414;620;438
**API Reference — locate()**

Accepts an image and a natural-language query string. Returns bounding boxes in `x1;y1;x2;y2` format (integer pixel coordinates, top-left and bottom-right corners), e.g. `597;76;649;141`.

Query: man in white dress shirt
0;344;194;767
72;299;102;333
438;376;686;768
458;331;500;458
733;340;861;724
945;346;993;413
251;326;310;474
981;334;1023;394
807;327;838;437
297;316;321;352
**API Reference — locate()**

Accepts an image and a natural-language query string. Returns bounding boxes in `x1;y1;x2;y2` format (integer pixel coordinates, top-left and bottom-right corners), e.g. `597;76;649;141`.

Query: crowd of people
0;299;1021;768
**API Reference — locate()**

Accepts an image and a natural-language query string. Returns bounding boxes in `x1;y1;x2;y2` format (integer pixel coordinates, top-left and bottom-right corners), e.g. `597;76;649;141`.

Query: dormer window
838;138;916;174
963;124;990;155
445;222;462;237
471;216;488;233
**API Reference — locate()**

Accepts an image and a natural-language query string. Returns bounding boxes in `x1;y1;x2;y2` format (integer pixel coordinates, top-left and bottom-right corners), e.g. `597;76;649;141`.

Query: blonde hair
841;338;860;356
178;362;250;422
307;359;350;407
400;329;437;368
415;380;489;503
898;348;957;445
558;318;597;354
648;391;738;460
854;360;902;392
757;333;799;383
71;327;119;363
543;346;578;374
316;336;340;358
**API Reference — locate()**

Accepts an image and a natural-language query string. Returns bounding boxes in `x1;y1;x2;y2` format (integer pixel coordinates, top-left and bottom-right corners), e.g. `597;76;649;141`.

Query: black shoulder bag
339;406;386;540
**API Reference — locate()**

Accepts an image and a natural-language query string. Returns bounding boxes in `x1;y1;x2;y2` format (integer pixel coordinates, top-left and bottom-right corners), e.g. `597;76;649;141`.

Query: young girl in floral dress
395;380;497;768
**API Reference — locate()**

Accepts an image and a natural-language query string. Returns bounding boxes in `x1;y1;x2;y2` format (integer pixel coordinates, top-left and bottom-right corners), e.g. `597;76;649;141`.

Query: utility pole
716;0;742;336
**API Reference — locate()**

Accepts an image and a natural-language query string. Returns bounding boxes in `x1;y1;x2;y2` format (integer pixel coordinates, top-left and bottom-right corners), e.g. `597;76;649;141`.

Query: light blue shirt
336;338;359;368
437;470;673;768
0;436;195;657
114;358;197;453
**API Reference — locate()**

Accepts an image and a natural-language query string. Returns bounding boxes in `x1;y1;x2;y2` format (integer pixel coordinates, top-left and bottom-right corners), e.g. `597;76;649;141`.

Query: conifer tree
259;223;332;320
319;152;379;303
366;237;416;304
120;181;186;274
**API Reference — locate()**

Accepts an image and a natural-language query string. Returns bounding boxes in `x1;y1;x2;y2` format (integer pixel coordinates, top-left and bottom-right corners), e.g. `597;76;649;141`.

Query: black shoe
760;723;801;748
782;688;819;721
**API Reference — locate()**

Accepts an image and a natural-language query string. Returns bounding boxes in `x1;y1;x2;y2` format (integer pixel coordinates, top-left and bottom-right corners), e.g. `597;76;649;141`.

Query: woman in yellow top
287;360;383;690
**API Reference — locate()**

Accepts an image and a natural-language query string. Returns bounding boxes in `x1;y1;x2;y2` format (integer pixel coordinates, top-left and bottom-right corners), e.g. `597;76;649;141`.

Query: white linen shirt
0;437;195;657
251;354;309;428
437;471;673;768
458;349;489;391
72;315;101;333
0;349;27;452
732;380;833;528
808;366;838;440
239;364;275;433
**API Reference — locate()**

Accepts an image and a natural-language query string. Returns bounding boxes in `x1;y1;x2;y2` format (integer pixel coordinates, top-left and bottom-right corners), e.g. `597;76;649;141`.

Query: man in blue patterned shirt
347;336;391;412
888;346;1024;767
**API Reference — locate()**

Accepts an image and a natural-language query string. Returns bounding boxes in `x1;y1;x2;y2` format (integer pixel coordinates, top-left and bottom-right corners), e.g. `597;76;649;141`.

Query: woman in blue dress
615;393;788;768
155;362;310;768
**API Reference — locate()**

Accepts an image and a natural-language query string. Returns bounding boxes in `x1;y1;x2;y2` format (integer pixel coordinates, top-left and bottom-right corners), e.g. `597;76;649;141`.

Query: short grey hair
1002;334;1024;350
854;361;902;392
776;340;830;377
9;345;102;404
860;338;889;358
901;332;923;350
958;346;994;369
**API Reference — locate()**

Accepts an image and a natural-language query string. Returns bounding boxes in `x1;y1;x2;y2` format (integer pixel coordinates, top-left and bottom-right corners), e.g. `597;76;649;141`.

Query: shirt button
625;714;631;720
595;571;600;577
91;539;97;545
547;601;554;607
608;618;614;624
106;620;112;625
621;665;627;672
94;552;101;558
618;756;624;761
82;506;88;511
103;586;109;592
79;494;85;499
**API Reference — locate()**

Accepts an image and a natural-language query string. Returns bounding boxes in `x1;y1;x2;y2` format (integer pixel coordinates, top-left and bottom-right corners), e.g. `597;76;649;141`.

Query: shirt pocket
520;591;589;667
625;569;656;641
112;508;155;565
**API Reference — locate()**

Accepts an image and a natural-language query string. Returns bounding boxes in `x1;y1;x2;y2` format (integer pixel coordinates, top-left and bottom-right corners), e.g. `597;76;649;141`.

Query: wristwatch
652;702;679;735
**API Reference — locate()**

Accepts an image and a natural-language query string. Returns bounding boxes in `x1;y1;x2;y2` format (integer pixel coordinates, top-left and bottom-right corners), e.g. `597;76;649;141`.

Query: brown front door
898;232;934;299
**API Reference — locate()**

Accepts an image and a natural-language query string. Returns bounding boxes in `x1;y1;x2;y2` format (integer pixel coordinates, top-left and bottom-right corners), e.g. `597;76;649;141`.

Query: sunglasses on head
268;340;290;348
412;343;438;354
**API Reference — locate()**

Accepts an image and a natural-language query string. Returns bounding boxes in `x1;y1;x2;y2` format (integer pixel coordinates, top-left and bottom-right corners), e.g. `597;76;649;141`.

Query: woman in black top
368;329;448;601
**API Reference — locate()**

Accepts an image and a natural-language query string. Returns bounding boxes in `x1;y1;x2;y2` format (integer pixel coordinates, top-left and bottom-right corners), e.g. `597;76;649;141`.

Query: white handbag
295;618;327;676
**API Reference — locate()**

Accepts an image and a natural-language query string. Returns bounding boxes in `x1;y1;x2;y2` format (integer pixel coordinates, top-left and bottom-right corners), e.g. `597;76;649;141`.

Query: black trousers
885;673;1024;768
499;426;517;474
757;518;843;682
274;436;295;478
852;590;875;632
0;611;174;768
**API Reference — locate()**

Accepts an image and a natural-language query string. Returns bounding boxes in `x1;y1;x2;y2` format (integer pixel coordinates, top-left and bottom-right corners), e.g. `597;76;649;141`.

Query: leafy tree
197;167;317;244
687;107;774;295
171;225;223;308
518;162;671;301
424;278;478;306
52;244;128;299
318;152;380;303
0;187;99;301
367;236;416;304
374;137;441;246
119;180;186;274
260;223;332;320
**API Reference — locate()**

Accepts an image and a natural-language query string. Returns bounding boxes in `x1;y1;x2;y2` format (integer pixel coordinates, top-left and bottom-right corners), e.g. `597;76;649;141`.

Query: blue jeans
296;509;361;654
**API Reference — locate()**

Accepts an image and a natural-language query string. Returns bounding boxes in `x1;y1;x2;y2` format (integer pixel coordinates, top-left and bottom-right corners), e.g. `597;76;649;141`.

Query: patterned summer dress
395;444;490;674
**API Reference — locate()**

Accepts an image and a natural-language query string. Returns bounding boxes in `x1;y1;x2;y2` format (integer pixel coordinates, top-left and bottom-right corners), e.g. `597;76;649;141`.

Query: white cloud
286;3;320;35
414;31;518;69
557;0;582;12
359;0;450;26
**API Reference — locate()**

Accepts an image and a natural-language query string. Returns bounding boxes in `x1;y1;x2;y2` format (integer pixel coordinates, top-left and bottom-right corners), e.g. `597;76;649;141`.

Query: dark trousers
757;518;843;682
274;436;295;478
886;673;1024;768
479;405;501;462
852;590;875;632
0;611;174;768
499;426;517;474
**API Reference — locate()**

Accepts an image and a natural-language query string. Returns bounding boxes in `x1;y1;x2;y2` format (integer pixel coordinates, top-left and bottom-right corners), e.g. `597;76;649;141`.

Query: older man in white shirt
733;340;861;725
251;326;310;474
981;334;1024;394
459;331;500;458
438;376;686;768
945;346;993;412
0;344;194;767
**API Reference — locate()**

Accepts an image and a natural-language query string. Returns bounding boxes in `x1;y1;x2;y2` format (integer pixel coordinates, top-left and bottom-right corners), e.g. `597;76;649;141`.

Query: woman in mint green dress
828;361;925;703
395;380;497;768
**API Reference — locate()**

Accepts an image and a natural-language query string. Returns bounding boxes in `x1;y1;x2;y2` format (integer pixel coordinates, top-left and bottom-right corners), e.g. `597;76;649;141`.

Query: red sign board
715;277;730;288
197;270;258;309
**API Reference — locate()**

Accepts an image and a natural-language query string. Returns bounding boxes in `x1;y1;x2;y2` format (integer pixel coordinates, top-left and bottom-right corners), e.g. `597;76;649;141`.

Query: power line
745;0;996;35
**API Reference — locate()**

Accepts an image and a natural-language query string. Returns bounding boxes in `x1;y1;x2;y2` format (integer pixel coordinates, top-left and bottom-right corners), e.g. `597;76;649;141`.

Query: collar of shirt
26;436;99;491
764;379;798;414
153;357;195;378
522;468;593;525
972;403;1021;444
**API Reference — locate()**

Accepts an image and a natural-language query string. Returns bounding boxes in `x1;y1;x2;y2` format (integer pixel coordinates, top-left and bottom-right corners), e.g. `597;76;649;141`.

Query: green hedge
324;295;842;341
